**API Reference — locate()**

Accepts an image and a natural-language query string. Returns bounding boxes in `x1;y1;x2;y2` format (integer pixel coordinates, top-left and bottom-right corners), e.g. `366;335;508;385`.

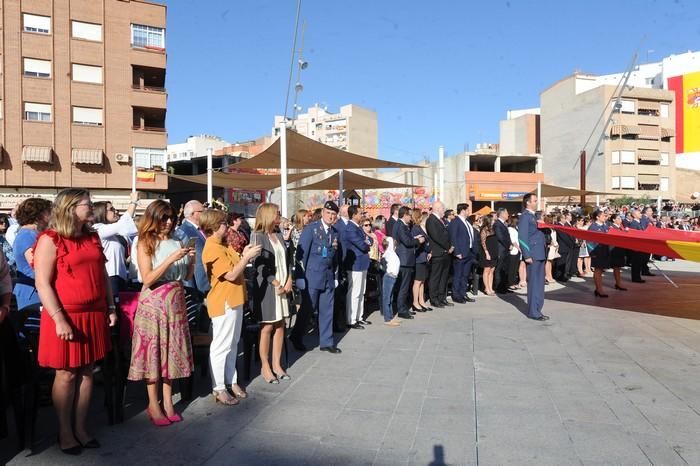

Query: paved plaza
4;260;700;465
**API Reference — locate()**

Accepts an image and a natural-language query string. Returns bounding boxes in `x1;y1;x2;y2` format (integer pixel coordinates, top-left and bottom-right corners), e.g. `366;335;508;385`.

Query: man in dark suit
173;199;210;296
518;193;549;321
554;212;575;282
393;206;425;319
639;206;656;276
333;204;351;332
342;205;372;329
294;201;343;353
426;201;453;308
448;202;477;304
493;208;512;293
627;208;646;283
386;203;400;240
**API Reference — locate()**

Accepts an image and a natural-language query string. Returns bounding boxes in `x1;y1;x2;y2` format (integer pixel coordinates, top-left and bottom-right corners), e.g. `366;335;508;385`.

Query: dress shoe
431;302;445;309
442;301;454;307
594;290;609;298
463;296;475;303
631;279;646;283
347;323;364;330
397;312;414;319
320;346;342;354
452;297;466;304
642;272;656;276
528;314;550;321
359;319;372;325
290;339;308;352
614;285;628;291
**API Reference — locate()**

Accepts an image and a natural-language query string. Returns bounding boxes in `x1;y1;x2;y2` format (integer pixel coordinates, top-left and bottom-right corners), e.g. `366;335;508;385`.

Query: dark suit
393;219;419;314
518;209;546;318
628;219;645;281
448;216;476;301
174;220;210;295
386;216;398;241
426;213;451;304
294;220;340;348
334;218;350;330
493;219;511;291
342;221;372;325
554;222;575;281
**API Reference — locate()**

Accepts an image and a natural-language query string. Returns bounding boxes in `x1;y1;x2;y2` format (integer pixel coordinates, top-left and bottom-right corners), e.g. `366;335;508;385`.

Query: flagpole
207;147;213;205
131;156;136;193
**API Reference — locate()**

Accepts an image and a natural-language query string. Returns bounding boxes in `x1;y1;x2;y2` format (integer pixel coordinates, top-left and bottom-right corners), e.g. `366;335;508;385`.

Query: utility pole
579;150;586;208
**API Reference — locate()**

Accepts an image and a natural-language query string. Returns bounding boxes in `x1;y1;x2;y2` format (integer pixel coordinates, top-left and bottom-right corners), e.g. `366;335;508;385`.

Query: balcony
132;106;166;133
132;65;166;93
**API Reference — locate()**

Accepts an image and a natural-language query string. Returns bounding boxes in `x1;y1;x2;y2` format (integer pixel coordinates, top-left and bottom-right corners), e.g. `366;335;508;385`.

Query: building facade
541;74;676;199
0;0;167;212
274;103;378;158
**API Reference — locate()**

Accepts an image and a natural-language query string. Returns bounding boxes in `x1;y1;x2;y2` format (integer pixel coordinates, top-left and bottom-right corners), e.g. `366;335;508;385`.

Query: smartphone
186;237;196;249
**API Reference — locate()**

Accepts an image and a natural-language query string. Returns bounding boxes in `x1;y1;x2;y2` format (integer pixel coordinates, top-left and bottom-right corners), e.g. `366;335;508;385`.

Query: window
611;151;620;164
133;147;166;169
72;64;103;84
619;99;635;114
23;58;51;78
660;103;669;119
72;107;102;126
660;152;669;166
611;177;620;189
620;176;636;189
23;14;50;34
24;102;51;121
620;150;635;164
131;24;165;49
660;177;669;192
71;21;102;41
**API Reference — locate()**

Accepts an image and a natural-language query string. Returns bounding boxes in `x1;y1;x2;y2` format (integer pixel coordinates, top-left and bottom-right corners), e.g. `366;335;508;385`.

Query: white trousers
209;303;243;391
346;270;367;325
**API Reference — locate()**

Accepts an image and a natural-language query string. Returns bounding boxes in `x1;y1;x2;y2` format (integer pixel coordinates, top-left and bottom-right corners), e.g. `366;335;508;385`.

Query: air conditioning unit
115;153;130;163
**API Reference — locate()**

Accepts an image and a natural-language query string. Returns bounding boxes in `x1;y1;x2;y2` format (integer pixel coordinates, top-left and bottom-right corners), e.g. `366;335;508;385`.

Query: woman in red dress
34;189;117;454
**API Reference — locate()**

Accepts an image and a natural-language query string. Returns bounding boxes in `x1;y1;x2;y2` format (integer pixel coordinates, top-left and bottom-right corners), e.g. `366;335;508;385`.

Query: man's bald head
432;201;445;217
339;204;349;218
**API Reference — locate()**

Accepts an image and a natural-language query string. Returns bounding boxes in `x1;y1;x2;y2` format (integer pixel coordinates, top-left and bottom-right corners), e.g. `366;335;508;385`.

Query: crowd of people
0;188;696;455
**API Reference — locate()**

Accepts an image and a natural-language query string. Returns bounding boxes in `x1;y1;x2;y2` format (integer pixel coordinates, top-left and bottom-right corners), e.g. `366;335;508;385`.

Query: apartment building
274;103;378;158
0;0;168;212
541;74;676;199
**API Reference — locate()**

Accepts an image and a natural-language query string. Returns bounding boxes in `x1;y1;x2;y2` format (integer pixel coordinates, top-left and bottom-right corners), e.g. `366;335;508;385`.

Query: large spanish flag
668;70;700;154
544;223;700;263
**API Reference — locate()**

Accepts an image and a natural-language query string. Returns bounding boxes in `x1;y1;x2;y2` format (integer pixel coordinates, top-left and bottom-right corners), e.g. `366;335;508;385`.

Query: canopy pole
438;145;445;202
280;124;288;217
657;194;662;213
537;181;542;211
433;172;438;201
207;147;213;205
131;154;136;193
596;195;600;207
338;170;344;205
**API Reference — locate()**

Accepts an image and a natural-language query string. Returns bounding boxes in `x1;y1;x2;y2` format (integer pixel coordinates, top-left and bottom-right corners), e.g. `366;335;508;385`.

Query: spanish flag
136;170;156;183
668;71;700;154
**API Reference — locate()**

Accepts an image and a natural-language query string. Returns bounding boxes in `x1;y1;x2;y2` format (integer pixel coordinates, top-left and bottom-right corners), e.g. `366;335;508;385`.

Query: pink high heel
166;412;182;423
147;407;171;427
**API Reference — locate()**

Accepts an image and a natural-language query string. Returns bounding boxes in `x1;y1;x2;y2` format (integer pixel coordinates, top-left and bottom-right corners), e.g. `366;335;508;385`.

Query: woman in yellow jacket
200;209;260;405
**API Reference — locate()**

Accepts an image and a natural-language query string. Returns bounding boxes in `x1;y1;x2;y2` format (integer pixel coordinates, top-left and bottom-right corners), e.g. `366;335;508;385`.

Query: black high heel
614;285;627;291
58;435;82;455
412;305;426;313
594;290;609;298
421;305;432;312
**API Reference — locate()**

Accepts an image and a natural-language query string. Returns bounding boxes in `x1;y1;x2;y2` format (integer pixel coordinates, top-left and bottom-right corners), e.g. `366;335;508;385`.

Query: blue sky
165;0;699;163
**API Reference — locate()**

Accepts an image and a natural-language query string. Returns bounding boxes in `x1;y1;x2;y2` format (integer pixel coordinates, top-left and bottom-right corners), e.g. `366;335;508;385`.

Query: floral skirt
128;282;193;381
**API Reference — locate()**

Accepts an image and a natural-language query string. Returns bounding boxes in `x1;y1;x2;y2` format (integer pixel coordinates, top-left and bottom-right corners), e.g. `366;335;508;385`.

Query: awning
637;150;661;162
534;183;618;197
637;125;659;140
22;146;52;163
230;130;423;170
610;125;641;137
168;170;322;190
638;174;660;184
661;128;675;138
637;101;660;112
290;169;420;191
71;148;103;165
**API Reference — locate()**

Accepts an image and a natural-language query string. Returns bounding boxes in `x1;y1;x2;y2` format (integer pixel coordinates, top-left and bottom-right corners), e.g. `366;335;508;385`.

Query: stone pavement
4;259;700;465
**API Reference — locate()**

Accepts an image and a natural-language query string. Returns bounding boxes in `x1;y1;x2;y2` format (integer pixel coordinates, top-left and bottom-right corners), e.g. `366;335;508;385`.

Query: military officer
518;193;550;321
295;201;342;353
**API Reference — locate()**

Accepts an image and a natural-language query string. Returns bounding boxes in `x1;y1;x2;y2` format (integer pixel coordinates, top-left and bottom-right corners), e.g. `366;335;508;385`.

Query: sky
164;0;699;164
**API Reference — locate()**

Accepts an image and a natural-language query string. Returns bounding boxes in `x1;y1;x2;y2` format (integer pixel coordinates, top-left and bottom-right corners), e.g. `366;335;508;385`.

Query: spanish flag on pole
136;170;156;183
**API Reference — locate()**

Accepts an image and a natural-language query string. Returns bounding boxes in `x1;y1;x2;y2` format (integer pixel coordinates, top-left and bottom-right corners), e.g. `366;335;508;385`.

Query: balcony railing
132;125;166;133
132;84;166;93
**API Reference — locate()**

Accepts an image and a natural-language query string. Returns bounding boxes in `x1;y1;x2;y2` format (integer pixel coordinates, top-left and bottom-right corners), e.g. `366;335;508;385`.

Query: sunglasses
363;224;371;227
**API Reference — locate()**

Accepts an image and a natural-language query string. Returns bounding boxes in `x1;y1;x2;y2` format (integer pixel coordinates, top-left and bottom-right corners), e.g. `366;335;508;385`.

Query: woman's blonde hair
50;188;92;238
293;208;308;231
199;209;227;236
254;203;279;234
411;208;423;226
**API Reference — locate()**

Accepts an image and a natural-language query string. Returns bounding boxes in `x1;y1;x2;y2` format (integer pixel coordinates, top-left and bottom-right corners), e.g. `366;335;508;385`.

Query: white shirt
93;213;138;279
382;237;400;277
508;226;519;256
459;215;473;246
5;223;19;247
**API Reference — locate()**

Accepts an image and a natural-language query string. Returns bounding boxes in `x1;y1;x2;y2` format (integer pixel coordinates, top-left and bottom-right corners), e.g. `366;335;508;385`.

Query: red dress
37;230;111;369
